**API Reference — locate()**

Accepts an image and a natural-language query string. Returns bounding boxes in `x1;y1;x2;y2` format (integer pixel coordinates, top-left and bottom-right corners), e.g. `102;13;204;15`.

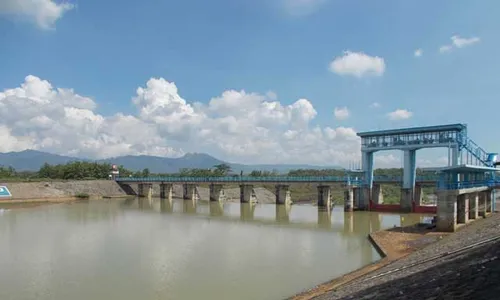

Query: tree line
0;162;435;181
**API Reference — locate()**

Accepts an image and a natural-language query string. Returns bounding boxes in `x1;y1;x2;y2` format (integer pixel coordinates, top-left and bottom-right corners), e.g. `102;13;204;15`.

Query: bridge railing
457;134;490;166
437;180;495;190
115;175;441;183
116;176;352;183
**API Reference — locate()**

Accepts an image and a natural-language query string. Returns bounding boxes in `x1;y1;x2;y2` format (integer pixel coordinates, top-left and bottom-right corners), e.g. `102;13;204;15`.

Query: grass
74;192;90;199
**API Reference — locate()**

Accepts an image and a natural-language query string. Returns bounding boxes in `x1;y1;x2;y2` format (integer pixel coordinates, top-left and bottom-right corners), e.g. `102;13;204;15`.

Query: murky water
0;198;431;300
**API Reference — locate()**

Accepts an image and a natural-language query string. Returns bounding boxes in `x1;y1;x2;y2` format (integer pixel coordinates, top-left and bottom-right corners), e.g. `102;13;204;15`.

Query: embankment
291;213;500;300
0;180;128;202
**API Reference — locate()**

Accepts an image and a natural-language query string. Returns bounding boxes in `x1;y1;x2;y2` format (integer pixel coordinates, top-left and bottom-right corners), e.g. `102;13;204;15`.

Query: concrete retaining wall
0;180;128;200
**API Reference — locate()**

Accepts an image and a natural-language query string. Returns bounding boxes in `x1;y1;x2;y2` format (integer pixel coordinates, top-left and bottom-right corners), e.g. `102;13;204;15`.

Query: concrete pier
209;184;225;202
239;184;254;203
275;185;291;205
317;185;331;208
138;183;152;198
478;191;487;217
469;192;479;220
414;185;423;206
353;187;362;208
183;184;198;201
457;194;469;225
400;188;413;212
344;188;354;212
437;188;491;232
372;184;383;205
160;183;173;200
486;191;492;213
360;187;371;210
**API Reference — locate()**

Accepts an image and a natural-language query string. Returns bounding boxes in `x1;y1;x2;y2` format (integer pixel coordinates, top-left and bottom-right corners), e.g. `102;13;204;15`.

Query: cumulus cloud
370;102;380;108
333;107;349;120
329;51;386;78
439;35;480;53
414;49;423;57
0;75;365;166
0;0;73;29
387;109;412;121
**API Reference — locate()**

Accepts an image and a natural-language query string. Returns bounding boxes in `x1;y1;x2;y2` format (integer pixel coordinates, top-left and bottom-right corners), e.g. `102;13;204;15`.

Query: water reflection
317;207;332;229
240;203;255;221
0;199;434;300
275;204;291;223
183;199;197;214
122;198;431;235
209;201;224;217
160;198;174;213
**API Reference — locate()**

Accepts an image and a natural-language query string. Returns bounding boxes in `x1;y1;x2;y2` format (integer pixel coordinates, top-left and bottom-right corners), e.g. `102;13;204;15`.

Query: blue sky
0;0;498;167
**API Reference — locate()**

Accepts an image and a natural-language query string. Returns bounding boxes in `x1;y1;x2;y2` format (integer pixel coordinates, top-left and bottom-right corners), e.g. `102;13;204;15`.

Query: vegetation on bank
0;162;436;203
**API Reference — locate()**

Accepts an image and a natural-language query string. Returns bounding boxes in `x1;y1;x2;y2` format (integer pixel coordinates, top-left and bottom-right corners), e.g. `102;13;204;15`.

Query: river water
0;198;431;300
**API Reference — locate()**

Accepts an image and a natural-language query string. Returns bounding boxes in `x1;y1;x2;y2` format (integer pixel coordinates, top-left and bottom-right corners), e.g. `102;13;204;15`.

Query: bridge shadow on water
121;197;431;235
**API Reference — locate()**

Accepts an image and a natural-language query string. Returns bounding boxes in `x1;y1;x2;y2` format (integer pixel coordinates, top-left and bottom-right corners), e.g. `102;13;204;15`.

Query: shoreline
289;221;450;300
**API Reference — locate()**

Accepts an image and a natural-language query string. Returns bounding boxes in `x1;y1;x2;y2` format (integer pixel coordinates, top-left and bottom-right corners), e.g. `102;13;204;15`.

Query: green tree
213;163;231;176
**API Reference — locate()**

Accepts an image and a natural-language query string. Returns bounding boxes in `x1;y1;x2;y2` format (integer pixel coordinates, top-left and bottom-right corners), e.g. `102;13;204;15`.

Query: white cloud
414;49;423;57
0;75;365;166
329;51;386;78
439;35;480;53
0;0;73;29
370;102;380;108
387;109;412;121
333;107;349;120
282;0;327;16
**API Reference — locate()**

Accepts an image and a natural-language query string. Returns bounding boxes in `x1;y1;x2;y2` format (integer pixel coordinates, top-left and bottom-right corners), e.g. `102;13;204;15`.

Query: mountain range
0;150;342;174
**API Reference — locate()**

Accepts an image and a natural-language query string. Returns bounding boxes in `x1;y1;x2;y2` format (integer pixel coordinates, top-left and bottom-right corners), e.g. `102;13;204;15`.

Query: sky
0;0;499;168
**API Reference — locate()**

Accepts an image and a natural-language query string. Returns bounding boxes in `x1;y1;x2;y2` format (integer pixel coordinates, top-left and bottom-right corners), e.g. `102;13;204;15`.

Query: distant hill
0;150;343;173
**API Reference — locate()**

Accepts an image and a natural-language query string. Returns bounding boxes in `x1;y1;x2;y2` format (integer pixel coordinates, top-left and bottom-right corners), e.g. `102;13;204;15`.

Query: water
0;198;431;300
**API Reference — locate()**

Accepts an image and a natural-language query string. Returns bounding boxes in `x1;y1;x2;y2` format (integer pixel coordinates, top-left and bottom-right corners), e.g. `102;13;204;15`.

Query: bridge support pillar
372;184;383;205
344;188;354;212
414;185;423;206
400;188;413;212
209;184;225;202
317;185;331;208
160;183;173;201
486;190;492;213
353;187;362;208
240;184;254;203
436;191;458;232
457;194;469;224
361;151;374;210
359;187;371;210
183;184;198;201
138;183;152;198
478;191;487;217
275;185;291;205
469;192;479;220
401;149;417;212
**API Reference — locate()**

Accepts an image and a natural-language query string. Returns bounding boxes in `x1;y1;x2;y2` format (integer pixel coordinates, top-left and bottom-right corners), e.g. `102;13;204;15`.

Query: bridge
117;175;439;184
116;123;499;233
